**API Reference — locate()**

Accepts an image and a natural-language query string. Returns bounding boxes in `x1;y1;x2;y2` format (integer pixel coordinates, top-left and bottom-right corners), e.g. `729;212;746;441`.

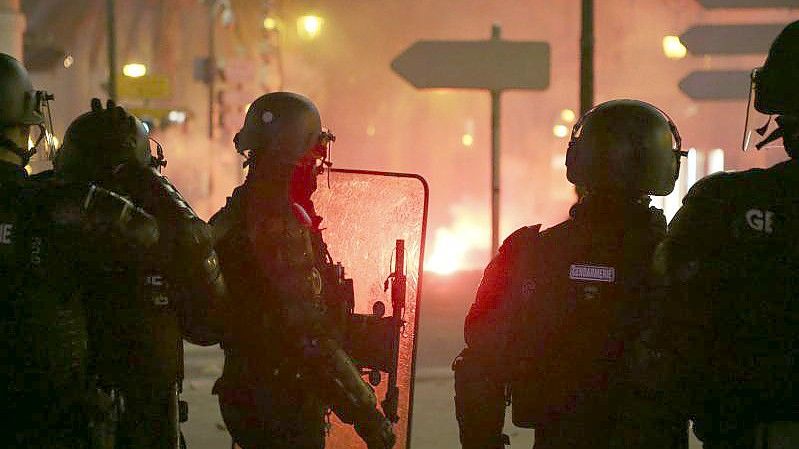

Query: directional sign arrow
391;40;550;91
681;24;786;55
679;70;751;100
697;0;799;8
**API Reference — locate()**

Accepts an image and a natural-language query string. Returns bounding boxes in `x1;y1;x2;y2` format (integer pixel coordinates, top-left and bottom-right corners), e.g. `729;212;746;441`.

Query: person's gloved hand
354;407;396;449
89;98;144;157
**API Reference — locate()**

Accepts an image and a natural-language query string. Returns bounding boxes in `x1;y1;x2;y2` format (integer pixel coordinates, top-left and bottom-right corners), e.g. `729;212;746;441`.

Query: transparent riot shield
311;168;428;449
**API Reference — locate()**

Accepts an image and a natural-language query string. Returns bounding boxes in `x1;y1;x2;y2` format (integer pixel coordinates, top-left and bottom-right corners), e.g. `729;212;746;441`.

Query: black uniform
455;196;686;449
78;164;227;449
0;161;158;449
653;161;799;448
51;98;228;449
213;180;391;449
211;180;330;449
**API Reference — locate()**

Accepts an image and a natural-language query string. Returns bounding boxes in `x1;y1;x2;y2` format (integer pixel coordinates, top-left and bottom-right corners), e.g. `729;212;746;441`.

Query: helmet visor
30;91;57;160
743;68;783;152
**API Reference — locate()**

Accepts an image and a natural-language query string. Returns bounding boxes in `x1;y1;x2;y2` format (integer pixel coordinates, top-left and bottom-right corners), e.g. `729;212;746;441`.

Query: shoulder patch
569;263;616;283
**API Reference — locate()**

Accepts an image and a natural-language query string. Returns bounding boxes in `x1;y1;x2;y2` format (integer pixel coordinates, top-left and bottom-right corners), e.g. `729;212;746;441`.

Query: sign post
392;26;550;255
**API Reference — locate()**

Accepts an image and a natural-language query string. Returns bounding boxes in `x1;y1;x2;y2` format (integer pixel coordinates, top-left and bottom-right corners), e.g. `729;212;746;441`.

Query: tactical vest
82;169;182;388
508;200;666;428
212;186;298;383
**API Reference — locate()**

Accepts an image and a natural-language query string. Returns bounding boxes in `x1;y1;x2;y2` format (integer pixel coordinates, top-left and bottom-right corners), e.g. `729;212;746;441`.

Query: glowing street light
263;17;278;31
560;109;576;123
297;15;324;40
553;124;569;138
662;35;687;59
122;63;147;78
63;55;74;69
461;133;474;147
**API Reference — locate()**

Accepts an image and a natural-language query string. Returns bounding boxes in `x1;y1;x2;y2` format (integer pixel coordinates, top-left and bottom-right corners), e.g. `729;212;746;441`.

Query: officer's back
455;99;687;449
650;21;799;449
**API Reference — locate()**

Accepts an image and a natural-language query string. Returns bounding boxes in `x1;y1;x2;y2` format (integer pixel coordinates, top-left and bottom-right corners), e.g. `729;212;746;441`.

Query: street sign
697;0;799;7
391;40;550;91
391;27;550;256
681;24;786;55
129;107;171;120
678;70;751;100
193;57;211;83
118;74;171;100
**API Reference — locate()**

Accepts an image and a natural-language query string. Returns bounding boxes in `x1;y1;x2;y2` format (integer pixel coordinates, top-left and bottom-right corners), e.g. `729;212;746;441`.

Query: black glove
354;407;396;449
89;98;143;158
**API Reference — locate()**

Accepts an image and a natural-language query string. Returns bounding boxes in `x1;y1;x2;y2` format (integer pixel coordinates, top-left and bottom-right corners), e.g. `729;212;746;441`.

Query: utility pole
0;0;25;59
208;0;217;139
106;0;118;102
490;24;502;256
580;0;594;115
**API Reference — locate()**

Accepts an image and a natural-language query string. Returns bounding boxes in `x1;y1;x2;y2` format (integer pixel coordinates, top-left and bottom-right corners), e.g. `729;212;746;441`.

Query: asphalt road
180;271;699;449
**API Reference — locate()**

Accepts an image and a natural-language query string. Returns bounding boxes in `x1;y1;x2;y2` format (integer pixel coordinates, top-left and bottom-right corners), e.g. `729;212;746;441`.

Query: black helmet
0;53;45;127
754;21;799;116
234;91;326;167
565;99;683;196
55;99;157;182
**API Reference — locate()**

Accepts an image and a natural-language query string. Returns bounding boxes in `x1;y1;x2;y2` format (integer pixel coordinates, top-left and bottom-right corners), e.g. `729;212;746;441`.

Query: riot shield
311;168;428;449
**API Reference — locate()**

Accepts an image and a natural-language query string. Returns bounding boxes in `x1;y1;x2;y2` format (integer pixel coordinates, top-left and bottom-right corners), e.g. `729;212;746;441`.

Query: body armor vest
507;199;666;428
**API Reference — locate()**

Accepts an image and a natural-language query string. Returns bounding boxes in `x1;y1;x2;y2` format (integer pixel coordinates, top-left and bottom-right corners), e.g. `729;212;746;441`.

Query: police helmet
55;99;154;182
0;53;45;127
234;92;324;167
565;99;683;196
754;21;799;116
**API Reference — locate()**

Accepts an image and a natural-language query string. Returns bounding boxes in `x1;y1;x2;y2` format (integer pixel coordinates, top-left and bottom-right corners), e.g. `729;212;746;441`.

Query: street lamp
297;15;323;40
123;63;147;78
552;124;569;138
560;109;576;123
662;36;687;59
263;16;278;31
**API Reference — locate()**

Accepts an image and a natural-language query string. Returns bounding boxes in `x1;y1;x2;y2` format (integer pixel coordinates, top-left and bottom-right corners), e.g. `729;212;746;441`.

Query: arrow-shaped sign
681;24;787;55
679;70;751;100
697;0;799;8
391;28;550;256
391;40;550;91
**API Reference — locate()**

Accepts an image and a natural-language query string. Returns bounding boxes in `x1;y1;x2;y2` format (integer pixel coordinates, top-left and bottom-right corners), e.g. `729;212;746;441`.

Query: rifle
319;239;407;423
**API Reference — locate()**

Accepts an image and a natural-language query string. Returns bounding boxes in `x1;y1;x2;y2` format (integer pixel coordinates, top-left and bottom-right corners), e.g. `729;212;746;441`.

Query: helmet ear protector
567;103;686;162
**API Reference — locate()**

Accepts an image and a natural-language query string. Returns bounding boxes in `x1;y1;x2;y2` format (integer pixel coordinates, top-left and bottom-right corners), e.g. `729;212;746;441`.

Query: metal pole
580;0;594;115
208;1;216;139
490;24;502;256
106;0;117;102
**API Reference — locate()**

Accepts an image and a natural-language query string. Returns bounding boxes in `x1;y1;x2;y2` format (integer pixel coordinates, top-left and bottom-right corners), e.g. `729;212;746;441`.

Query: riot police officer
454;99;687;449
51;98;228;449
651;20;799;449
211;91;394;449
0;53;158;449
